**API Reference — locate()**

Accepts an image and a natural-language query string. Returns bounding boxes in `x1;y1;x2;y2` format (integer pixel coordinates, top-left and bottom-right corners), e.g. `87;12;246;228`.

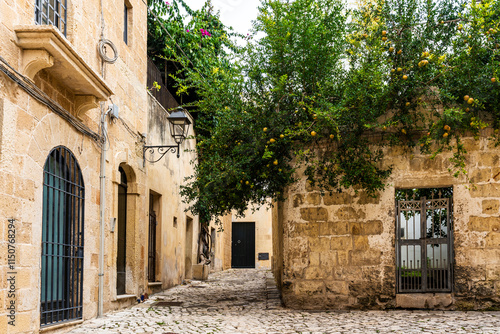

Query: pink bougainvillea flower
186;29;189;32
165;1;170;5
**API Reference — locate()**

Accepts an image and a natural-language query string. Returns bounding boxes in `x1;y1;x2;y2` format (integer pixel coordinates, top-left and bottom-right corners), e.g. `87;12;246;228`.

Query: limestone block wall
278;134;500;310
0;0;151;332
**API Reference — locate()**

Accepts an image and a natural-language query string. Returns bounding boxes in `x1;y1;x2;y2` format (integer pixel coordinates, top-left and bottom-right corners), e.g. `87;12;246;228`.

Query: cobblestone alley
68;269;500;334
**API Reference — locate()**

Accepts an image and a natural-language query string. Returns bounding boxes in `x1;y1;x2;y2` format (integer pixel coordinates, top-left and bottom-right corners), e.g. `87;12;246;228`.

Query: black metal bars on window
41;146;84;326
396;192;453;293
148;211;157;282
35;0;67;36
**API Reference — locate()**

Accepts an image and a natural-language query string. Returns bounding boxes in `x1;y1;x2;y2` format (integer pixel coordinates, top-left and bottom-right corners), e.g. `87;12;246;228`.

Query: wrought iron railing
147;58;178;111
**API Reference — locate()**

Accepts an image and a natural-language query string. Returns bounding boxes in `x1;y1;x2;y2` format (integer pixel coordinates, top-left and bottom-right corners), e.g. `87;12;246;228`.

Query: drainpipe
98;105;109;317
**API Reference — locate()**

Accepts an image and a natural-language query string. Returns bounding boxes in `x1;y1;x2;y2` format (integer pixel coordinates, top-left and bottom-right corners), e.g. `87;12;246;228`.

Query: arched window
41;146;84;326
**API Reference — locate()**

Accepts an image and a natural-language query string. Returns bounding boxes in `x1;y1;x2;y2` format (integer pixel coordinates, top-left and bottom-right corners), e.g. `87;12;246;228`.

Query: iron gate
396;194;452;293
148;211;157;282
41;146;84;326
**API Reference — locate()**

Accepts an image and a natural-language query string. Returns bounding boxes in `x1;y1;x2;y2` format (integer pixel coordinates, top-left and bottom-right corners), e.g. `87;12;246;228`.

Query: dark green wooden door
231;222;255;268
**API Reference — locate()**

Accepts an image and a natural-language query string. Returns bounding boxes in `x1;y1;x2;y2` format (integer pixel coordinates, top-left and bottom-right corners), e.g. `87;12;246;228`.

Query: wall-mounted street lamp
143;107;191;165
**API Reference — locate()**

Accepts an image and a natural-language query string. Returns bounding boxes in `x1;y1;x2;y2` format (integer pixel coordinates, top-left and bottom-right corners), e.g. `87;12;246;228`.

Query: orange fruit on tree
270;138;275;143
397;67;402;72
405;102;410;107
467;98;474;105
382;37;387;41
443;132;448;138
263;127;268;132
330;134;335;139
397;49;402;55
464;95;470;101
280;134;284;139
403;75;408;80
492;78;497;83
466;108;470;112
273;160;278;165
311;131;317;136
389;47;394;52
382;30;387;36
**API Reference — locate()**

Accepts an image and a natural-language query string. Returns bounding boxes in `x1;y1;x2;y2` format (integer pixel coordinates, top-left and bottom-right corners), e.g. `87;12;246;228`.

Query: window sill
115;294;136;301
14;25;113;115
148;281;162;287
40;319;84;332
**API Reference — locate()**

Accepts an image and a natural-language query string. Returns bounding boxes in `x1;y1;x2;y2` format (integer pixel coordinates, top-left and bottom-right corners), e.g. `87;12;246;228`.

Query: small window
396;187;453;293
124;1;131;44
35;0;67;36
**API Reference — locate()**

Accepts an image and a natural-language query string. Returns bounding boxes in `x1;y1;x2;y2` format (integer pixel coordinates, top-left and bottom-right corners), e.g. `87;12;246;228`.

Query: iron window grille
35;0;67;36
148;211;157;282
41;146;84;326
396;188;453;293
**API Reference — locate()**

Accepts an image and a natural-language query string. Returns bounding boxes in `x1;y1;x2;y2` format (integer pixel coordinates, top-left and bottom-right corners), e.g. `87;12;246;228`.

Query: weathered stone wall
278;133;500;310
272;201;284;290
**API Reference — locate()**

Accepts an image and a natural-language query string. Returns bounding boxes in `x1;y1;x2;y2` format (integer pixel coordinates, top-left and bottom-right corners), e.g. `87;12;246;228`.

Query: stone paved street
68;269;500;334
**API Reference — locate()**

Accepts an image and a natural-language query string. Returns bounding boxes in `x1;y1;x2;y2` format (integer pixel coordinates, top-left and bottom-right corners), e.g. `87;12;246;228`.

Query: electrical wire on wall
97;0;118;79
0;55;102;144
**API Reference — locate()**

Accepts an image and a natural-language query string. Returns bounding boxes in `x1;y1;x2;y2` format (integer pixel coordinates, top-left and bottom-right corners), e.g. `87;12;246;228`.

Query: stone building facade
0;1;228;333
232;205;274;270
273;133;500;310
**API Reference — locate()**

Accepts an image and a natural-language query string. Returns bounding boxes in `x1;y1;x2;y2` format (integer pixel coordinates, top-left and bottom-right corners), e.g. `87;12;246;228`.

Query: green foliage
147;0;500;224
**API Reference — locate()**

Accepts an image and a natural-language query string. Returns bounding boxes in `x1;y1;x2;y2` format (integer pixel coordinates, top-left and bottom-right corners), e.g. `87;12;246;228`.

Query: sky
187;0;260;35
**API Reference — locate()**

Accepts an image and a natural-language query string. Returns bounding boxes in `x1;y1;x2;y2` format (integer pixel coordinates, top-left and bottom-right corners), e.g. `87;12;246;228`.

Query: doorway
116;167;127;295
231;222;255;268
148;192;161;282
185;217;193;278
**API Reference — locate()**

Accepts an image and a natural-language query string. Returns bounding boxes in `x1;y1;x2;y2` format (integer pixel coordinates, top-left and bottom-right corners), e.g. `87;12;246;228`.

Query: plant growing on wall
148;0;500;225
